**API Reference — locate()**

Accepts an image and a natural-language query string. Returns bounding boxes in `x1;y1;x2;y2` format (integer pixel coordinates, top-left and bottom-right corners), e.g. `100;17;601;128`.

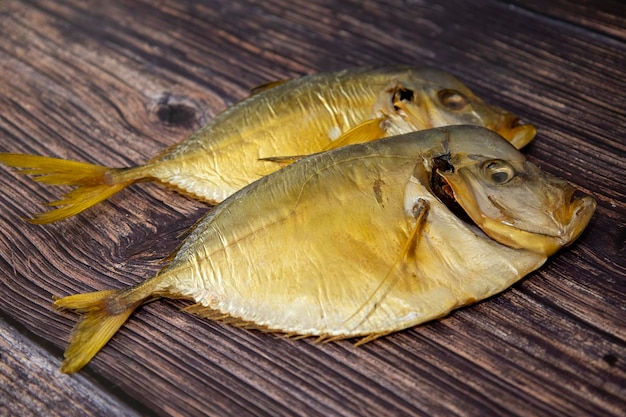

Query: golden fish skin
53;126;594;373
0;65;536;223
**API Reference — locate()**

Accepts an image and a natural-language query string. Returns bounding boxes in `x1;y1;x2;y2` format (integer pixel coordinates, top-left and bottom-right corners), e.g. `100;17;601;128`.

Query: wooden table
1;1;624;416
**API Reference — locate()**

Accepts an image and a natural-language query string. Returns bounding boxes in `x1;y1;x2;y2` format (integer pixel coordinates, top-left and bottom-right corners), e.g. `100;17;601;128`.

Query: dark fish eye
438;89;469;111
482;160;515;184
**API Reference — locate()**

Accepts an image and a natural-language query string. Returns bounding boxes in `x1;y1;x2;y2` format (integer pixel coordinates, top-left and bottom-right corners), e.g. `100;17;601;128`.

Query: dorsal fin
249;79;290;95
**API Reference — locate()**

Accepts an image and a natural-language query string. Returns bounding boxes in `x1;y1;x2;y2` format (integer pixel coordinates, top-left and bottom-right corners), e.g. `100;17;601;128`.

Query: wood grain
0;317;140;417
0;0;624;416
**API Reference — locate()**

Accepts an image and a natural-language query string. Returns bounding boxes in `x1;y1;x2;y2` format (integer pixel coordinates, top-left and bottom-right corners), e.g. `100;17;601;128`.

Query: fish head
386;69;536;149
429;127;596;256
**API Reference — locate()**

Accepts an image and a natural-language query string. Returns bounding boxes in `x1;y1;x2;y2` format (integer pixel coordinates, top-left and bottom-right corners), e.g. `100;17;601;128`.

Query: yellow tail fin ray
0;154;136;223
54;289;141;374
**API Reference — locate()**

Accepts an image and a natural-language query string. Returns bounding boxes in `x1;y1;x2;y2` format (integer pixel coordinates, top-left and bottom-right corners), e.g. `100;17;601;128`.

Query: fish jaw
472;100;537;149
438;165;596;256
492;115;537;150
548;188;597;248
467;194;595;255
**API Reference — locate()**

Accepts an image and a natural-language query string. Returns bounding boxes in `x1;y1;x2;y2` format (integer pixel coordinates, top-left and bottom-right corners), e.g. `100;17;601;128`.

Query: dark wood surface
1;1;624;416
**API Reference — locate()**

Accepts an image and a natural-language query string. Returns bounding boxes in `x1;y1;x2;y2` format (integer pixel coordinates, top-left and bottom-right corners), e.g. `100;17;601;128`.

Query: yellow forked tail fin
53;288;143;373
0;154;135;223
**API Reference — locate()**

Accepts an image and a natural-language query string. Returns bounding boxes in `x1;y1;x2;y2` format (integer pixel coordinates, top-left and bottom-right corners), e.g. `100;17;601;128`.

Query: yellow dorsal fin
346;198;430;330
249;79;290;95
0;153;139;223
322;117;387;151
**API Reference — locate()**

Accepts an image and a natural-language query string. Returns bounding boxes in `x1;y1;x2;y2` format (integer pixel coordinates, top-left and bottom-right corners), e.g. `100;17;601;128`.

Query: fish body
0;65;535;223
54;126;595;373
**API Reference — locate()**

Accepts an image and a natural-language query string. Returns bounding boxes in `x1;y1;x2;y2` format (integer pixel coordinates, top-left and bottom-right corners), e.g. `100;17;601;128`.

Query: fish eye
482;160;515;184
438;89;469;111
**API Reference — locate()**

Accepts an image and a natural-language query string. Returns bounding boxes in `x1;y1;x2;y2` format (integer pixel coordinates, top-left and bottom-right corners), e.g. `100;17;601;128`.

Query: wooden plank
509;0;626;41
0;317;141;417
0;0;624;416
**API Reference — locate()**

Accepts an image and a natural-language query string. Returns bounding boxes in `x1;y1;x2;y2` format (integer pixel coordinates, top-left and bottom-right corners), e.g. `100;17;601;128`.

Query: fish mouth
554;188;597;246
494;116;537;150
431;164;596;255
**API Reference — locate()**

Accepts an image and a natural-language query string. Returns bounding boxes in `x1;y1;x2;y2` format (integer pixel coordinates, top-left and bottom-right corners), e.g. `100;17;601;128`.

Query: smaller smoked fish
0;65;536;223
53;126;594;373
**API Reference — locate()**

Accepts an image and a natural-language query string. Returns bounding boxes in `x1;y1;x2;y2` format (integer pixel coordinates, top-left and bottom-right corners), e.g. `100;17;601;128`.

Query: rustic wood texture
0;317;140;417
0;0;624;416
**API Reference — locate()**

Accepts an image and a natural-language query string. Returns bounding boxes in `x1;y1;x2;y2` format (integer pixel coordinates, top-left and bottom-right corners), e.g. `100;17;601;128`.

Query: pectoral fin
347;198;430;332
402;198;429;261
322;118;387;151
259;117;387;167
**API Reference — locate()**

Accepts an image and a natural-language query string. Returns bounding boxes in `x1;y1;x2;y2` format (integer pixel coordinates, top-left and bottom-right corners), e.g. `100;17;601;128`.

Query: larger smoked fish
53;125;594;373
0;66;536;223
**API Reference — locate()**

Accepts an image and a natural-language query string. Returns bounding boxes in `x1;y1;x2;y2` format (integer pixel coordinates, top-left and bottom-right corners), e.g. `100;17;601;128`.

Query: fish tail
53;282;156;373
0;153;142;223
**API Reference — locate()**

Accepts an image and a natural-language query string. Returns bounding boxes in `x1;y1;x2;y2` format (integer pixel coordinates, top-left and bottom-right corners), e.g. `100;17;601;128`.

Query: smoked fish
0;66;536;223
53;125;594;373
